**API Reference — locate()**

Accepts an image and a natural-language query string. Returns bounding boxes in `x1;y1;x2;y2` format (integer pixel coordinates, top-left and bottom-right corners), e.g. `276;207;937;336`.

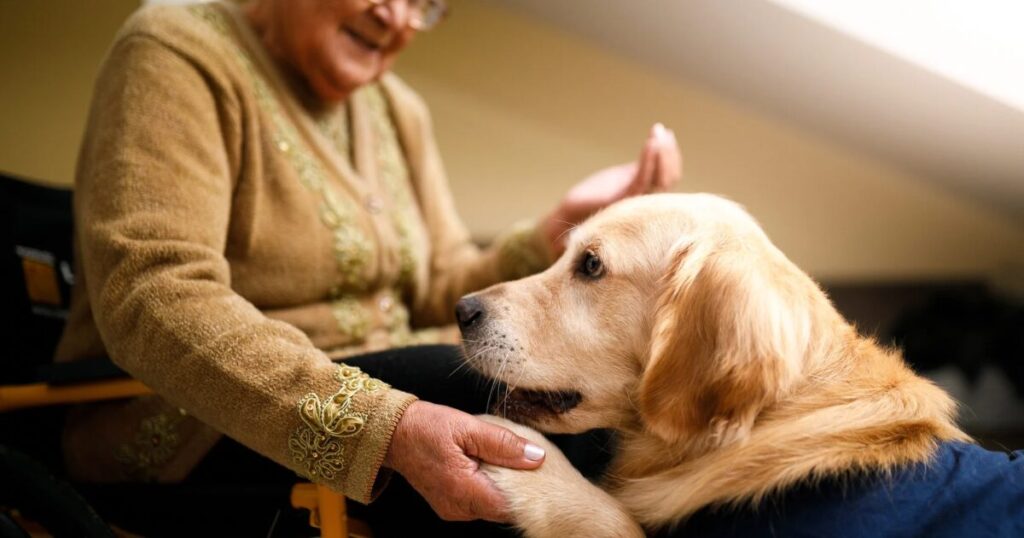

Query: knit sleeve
75;28;413;503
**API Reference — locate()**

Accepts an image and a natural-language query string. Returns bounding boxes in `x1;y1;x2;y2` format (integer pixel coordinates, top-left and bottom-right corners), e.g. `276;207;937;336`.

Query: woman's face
254;0;417;102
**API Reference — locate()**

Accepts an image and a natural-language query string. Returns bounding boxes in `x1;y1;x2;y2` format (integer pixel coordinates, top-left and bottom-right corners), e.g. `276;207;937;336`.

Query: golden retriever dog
456;193;970;537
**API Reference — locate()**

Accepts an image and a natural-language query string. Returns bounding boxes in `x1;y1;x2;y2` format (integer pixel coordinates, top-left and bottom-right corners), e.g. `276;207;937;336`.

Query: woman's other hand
384;401;545;522
543;123;681;257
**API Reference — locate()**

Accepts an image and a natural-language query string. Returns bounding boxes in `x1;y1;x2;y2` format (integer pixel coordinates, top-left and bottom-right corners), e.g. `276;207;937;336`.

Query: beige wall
0;0;139;187
394;0;1023;281
1;0;1021;281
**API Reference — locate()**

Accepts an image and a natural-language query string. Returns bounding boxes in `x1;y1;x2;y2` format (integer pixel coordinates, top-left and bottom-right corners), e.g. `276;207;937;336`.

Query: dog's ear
637;236;813;448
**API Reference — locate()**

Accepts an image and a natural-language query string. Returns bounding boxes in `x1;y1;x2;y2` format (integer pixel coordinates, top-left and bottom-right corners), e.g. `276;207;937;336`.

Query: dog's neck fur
608;324;968;529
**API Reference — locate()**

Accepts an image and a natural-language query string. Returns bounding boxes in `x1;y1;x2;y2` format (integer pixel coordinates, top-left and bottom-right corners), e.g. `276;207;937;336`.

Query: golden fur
464;193;967;536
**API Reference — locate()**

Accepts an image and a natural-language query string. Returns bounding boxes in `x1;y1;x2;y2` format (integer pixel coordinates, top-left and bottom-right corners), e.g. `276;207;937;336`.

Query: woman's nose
370;0;412;32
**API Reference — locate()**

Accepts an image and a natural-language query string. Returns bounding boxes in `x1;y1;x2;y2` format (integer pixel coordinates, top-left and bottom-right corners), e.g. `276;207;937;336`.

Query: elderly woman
55;0;679;534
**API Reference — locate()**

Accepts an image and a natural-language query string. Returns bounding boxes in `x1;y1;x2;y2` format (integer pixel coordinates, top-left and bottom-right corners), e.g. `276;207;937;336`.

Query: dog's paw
478;415;644;538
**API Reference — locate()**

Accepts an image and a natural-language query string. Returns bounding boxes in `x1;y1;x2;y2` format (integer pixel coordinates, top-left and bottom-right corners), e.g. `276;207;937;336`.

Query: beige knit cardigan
54;1;552;503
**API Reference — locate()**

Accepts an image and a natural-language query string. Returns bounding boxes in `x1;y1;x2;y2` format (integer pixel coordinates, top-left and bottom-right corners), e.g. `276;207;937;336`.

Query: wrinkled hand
384;401;545;522
543;123;681;256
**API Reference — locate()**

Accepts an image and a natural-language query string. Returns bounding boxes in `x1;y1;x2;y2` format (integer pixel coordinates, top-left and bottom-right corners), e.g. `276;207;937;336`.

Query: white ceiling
499;0;1024;223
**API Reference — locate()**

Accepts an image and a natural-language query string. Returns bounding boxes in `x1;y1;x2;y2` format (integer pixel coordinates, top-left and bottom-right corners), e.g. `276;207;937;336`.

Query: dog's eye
578;250;605;279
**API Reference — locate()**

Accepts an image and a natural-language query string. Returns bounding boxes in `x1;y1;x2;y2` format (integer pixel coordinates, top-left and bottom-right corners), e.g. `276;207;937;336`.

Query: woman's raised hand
543;123;681;256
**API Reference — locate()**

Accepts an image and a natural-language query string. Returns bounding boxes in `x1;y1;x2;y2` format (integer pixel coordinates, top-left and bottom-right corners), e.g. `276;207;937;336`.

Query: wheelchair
0;173;367;537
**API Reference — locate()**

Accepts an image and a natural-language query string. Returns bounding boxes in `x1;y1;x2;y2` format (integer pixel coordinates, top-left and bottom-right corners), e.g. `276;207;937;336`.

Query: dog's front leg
478;415;644;538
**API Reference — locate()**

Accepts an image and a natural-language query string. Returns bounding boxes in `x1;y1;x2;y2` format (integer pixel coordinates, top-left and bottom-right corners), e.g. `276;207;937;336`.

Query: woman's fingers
654;127;682;191
630;124;661;196
386;402;538;523
423;462;510;523
461;419;545;469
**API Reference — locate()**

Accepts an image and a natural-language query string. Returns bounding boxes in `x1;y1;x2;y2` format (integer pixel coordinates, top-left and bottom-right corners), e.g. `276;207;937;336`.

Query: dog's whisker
500;364;529;420
449;349;490;379
485;348;505;414
489;351;510;415
447;354;479;378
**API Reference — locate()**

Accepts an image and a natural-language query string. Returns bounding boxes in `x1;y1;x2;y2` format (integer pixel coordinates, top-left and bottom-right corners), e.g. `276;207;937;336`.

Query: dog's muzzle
455;296;486;337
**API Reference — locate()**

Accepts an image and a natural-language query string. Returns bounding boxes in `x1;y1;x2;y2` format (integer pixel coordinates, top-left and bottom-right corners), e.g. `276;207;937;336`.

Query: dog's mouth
494;387;583;420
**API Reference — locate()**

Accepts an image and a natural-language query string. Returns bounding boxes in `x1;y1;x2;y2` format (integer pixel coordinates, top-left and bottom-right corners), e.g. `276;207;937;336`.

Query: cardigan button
365;195;383;214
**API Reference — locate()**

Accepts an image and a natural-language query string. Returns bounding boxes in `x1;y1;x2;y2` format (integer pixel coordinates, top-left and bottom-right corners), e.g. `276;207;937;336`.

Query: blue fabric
663;442;1024;537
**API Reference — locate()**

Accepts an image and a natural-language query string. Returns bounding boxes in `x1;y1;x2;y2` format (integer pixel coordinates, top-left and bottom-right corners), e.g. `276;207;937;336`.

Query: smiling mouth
343;27;384;51
494;387;583;419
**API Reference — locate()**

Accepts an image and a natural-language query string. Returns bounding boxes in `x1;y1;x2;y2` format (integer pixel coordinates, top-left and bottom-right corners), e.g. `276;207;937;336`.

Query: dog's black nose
455;296;486;333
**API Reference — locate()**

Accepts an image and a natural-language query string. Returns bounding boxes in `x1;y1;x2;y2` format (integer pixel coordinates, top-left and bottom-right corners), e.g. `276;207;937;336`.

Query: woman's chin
311;65;379;103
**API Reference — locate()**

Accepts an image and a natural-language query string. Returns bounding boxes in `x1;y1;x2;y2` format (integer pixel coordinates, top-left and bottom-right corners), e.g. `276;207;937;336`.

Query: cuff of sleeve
287;362;418;504
495;219;556;281
340;386;418;504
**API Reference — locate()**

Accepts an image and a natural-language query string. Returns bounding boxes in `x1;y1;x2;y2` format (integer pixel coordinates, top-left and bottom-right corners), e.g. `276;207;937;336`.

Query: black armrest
32;359;128;386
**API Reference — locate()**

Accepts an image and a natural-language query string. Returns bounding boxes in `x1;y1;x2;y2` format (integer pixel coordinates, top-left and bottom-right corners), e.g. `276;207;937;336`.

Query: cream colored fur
478;415;644;538
463;193;967;536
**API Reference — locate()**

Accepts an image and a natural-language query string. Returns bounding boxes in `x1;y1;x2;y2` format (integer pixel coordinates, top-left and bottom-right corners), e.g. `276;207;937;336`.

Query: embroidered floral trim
188;3;230;34
114;408;188;481
288;365;388;481
330;295;370;342
315;106;351;162
405;327;443;346
364;86;420;290
379;289;413;346
190;4;372;292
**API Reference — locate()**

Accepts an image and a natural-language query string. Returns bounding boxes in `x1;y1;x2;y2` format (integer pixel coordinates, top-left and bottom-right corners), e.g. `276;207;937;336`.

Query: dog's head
459;193;838;451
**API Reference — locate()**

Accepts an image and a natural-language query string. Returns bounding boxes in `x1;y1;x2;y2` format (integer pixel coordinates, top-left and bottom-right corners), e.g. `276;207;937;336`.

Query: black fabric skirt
89;344;615;537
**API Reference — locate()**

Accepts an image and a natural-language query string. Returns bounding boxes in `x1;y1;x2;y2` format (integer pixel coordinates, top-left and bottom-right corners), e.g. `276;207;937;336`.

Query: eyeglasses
367;0;449;31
